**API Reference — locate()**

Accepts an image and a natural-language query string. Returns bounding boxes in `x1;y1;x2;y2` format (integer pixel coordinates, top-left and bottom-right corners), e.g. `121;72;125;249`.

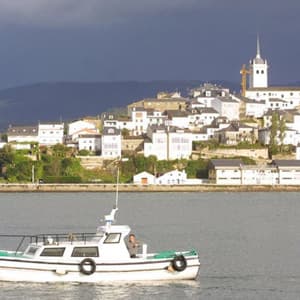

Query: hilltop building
245;37;300;107
127;92;187;114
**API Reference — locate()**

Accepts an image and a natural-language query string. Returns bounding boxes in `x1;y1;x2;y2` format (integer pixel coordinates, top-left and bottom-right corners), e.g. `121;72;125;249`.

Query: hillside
0;80;239;130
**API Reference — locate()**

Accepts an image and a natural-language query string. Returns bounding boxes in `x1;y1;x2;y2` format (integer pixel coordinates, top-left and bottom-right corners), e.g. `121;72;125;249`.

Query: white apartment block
101;127;121;159
144;126;168;160
144;126;192;160
78;134;101;152
38;123;64;146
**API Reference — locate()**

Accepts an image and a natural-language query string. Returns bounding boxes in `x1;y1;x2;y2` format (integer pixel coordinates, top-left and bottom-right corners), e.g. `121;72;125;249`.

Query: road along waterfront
1;183;300;192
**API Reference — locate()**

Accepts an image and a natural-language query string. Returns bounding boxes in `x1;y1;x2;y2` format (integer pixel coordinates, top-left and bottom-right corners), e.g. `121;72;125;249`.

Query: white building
102;113;134;134
209;159;279;185
7;125;38;143
191;83;229;100
78;134;101;152
101;127;121;159
209;159;243;185
156;170;187;185
147;110;167;127
133;171;156;185
164;110;190;129
144;126;192;160
131;107;149;136
187;107;219;128
169;128;193;160
70;128;99;142
245;37;300;107
212;97;240;121
244;99;266;118
38;123;64;146
258;127;300;146
272;160;300;185
209;159;300;185
249;36;268;88
68;120;97;137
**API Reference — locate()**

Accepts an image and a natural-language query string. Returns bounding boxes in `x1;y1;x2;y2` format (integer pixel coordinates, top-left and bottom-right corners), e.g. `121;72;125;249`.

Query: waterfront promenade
1;183;300;192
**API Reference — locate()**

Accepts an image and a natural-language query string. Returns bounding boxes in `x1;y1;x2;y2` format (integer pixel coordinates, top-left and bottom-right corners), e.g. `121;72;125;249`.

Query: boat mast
115;166;119;209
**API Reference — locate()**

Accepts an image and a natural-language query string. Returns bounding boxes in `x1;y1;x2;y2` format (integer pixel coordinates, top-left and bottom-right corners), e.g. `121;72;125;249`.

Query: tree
121;128;130;138
6;155;33;182
269;112;279;157
278;117;286;152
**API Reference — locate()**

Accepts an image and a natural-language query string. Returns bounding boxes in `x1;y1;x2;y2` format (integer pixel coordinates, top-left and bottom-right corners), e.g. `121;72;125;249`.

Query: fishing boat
0;170;200;283
0;205;200;283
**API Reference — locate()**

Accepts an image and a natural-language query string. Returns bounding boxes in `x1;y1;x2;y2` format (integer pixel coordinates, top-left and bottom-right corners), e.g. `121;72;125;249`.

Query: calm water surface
0;192;299;299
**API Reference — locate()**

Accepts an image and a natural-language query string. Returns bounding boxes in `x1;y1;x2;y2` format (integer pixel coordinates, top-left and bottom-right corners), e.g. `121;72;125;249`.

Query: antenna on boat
104;158;127;228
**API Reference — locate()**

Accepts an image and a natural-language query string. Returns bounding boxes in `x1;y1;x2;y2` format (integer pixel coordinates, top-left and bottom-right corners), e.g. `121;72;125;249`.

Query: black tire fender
171;255;187;272
79;258;96;275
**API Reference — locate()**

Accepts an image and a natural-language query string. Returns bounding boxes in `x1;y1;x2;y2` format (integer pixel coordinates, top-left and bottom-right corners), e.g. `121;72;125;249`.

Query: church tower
249;36;268;88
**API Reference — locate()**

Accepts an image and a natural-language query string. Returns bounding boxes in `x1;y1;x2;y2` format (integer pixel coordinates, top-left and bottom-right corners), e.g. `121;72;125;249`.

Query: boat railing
0;232;101;254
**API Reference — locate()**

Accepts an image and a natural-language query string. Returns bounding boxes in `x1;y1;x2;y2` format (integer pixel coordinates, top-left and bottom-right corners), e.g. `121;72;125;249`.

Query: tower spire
256;34;261;59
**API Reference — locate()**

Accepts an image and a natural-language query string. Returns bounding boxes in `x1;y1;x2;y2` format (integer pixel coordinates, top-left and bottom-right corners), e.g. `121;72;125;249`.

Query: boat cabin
23;224;135;261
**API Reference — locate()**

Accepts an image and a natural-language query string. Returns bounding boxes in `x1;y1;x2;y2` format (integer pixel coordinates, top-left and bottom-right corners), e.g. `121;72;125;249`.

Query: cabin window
72;247;99;257
104;233;121;244
40;247;65;257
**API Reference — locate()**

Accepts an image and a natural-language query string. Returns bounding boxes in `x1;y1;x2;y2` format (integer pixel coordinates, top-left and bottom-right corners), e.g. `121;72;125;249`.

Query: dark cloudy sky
0;0;299;89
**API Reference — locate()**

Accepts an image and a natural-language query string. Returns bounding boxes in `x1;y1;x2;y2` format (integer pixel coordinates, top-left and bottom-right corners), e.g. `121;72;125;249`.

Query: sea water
0;192;299;299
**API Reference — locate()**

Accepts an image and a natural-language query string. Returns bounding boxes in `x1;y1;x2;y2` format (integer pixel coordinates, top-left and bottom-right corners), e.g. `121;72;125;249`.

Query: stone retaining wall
0;184;300;192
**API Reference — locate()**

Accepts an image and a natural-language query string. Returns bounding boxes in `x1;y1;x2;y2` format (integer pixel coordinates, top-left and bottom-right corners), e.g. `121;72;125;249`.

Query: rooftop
7;125;38;136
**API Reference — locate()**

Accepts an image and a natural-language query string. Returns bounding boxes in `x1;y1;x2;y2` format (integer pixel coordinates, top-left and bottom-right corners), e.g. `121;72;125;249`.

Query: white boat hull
0;256;200;283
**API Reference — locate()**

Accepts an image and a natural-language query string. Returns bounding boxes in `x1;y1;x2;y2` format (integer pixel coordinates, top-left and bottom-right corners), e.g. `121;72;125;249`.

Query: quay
0;183;300;192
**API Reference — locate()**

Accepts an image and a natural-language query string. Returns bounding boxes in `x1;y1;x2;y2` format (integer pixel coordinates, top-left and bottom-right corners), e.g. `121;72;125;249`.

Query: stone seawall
0;184;300;192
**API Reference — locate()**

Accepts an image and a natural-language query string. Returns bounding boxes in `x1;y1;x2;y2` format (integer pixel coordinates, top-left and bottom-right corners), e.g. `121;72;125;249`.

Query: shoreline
0;183;300;192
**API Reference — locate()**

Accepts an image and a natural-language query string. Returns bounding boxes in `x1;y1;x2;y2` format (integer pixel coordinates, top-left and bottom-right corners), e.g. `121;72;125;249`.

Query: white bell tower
249;36;268;88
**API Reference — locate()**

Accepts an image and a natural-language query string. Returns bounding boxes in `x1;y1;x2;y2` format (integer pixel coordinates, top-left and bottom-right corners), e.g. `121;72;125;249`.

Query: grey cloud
0;0;206;27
